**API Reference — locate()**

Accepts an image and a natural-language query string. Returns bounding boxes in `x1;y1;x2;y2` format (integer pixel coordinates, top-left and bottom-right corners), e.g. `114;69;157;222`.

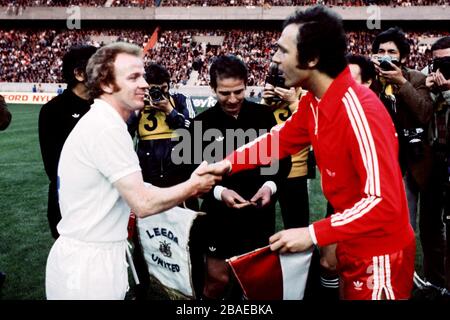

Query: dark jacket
371;67;433;189
189;99;291;257
38;89;91;183
127;92;195;187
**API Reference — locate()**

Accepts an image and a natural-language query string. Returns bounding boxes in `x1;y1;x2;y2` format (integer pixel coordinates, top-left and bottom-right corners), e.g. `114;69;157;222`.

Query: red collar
313;67;355;121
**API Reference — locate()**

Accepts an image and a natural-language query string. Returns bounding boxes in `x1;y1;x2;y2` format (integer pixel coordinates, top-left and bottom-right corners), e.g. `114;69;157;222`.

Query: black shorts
192;199;276;259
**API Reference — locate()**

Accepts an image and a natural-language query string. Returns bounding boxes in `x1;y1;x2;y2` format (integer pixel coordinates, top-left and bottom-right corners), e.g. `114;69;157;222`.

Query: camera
378;55;399;71
148;86;166;103
266;64;287;89
431;56;450;80
265;64;287;103
403;127;425;159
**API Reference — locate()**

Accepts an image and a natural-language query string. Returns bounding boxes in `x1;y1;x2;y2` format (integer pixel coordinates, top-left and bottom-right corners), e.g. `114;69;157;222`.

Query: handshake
190;160;274;210
189;160;232;197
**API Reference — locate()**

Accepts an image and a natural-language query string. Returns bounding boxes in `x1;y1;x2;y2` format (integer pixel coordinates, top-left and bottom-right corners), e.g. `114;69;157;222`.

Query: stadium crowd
162;0;449;6
1;0;448;7
0;0;105;6
1;27;447;85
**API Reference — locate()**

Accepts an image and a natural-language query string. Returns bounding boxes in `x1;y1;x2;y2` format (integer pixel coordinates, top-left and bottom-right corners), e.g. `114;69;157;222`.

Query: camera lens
149;86;164;102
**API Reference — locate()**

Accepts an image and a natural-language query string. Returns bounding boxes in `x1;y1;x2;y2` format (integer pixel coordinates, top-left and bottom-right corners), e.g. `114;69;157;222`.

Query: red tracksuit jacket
226;67;415;258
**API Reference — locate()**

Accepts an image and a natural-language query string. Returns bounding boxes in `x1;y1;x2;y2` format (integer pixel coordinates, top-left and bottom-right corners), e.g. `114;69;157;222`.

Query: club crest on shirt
159;240;172;258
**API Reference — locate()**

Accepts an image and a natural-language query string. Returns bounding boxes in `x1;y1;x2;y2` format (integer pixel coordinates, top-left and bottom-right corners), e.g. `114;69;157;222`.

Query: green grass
0;104;423;300
0;104;52;300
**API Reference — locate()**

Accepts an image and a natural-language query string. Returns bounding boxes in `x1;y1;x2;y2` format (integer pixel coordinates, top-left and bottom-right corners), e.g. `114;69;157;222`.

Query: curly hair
86;42;142;100
371;27;411;60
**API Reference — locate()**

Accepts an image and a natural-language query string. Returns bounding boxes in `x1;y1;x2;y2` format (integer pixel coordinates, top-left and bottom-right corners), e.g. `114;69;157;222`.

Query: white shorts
46;236;128;300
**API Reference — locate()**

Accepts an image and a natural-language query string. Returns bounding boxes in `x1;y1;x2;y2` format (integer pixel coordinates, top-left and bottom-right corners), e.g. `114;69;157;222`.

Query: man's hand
250;185;272;208
190;161;222;197
434;70;450;90
196;160;231;176
262;83;276;100
269;227;313;254
150;97;173;115
374;60;407;86
320;243;337;272
273;87;298;104
425;73;436;89
426;70;450;91
221;189;252;209
262;83;298;107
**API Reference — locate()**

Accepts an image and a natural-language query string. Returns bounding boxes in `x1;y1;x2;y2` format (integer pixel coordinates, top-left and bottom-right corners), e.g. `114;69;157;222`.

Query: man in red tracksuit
220;6;416;300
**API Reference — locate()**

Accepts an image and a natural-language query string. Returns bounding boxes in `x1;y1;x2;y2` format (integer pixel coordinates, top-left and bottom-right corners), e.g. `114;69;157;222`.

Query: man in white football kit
45;42;229;300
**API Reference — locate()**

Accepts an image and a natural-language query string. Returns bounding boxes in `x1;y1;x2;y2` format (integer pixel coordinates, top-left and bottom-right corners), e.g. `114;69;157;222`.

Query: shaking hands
189;160;232;197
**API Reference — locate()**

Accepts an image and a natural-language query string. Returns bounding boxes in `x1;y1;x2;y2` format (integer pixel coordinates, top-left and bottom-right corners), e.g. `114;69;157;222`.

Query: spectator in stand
0;28;447;85
0;0;448;7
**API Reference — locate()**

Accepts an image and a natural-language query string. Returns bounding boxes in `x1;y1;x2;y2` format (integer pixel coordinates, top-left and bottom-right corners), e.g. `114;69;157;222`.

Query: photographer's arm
397;71;433;125
165;94;194;129
426;72;450;105
261;83;277;106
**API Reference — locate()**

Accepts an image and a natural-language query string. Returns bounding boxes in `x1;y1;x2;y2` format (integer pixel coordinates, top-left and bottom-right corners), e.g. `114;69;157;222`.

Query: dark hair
431;36;450;52
86;42;142;100
346;54;376;84
371;27;410;60
283;5;347;78
62;45;97;89
145;63;170;85
209;55;248;90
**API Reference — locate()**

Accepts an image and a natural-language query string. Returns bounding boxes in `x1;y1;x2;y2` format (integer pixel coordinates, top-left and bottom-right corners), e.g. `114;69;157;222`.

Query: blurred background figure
1;93;12;289
38;45;98;239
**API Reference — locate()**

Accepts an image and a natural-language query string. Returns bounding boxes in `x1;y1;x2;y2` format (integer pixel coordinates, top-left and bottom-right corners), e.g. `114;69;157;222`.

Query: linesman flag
227;246;313;300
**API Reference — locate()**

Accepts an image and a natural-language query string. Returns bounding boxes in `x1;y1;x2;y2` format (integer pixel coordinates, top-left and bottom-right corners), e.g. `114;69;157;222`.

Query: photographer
127;63;196;299
261;63;310;229
127;63;196;188
370;27;433;231
420;36;450;291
